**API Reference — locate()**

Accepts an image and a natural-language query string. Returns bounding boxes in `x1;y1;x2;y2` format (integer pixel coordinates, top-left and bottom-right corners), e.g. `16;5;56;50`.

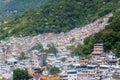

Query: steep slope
0;0;49;20
0;0;120;38
82;12;120;57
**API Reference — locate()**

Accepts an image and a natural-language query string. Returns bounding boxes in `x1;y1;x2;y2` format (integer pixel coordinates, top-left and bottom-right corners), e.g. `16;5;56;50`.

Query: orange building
40;75;60;80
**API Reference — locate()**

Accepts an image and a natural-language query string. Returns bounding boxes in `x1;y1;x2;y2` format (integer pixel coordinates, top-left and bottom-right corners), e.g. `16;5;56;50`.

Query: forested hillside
0;0;49;20
75;12;120;57
0;0;120;38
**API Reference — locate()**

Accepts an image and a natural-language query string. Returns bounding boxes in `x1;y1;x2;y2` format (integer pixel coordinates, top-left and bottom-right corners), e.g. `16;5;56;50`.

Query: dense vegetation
72;12;120;57
0;0;120;39
93;12;120;57
13;68;32;80
49;66;61;75
0;0;49;20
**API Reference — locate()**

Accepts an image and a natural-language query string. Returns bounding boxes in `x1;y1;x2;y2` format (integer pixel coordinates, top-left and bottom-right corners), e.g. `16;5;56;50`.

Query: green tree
19;52;29;60
61;57;66;62
30;43;44;52
13;68;31;80
119;60;120;65
50;67;60;75
46;43;58;54
70;38;75;43
67;45;76;54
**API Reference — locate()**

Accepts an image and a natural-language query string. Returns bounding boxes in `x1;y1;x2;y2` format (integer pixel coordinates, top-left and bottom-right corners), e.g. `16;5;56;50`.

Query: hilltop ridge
0;0;49;20
0;0;119;39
